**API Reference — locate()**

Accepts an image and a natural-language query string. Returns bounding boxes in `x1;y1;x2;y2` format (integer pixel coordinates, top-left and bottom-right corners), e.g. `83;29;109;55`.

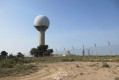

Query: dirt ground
0;62;119;80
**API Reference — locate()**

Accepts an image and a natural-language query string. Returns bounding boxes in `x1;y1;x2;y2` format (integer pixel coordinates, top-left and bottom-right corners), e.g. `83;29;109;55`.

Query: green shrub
0;62;13;68
0;59;14;68
102;62;109;68
0;58;37;77
61;59;69;62
76;65;79;68
115;77;119;80
70;59;75;61
0;58;34;68
0;64;37;77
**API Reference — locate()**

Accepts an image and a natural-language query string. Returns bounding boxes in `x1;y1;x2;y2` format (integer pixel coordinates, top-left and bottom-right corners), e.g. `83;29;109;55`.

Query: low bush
0;64;37;77
61;58;75;62
102;62;109;68
76;65;79;68
115;77;119;80
61;59;69;62
0;58;35;68
70;59;75;61
0;58;37;77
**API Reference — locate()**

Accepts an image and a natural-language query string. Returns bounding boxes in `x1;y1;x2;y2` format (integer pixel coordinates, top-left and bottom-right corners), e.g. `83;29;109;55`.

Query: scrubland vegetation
0;45;119;78
0;55;119;78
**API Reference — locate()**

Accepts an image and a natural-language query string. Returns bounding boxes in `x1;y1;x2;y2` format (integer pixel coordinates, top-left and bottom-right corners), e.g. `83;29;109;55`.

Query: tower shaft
39;30;45;45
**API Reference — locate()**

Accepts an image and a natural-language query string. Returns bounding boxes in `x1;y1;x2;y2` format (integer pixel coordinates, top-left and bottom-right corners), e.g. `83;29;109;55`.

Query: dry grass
0;58;38;78
0;55;119;78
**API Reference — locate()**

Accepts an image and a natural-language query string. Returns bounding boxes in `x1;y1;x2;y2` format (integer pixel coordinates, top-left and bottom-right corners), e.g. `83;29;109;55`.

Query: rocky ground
0;62;119;80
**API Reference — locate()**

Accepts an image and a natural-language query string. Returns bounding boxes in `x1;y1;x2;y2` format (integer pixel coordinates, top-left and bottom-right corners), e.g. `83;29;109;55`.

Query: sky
0;0;119;55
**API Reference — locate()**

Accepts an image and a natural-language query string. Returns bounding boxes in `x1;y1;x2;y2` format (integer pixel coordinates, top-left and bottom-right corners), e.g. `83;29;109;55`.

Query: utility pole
94;43;98;57
72;46;74;54
82;45;85;56
67;50;70;55
64;48;66;55
92;50;93;55
82;45;85;61
87;48;90;56
108;41;112;60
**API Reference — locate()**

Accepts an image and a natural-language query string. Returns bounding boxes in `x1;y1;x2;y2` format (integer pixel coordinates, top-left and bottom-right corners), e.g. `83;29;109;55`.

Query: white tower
34;15;50;45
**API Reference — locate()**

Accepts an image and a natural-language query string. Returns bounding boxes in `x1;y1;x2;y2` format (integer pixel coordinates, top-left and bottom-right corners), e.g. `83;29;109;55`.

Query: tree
30;45;53;57
45;49;53;56
0;55;1;61
0;51;8;59
37;45;48;57
30;48;38;57
17;52;24;59
8;53;15;59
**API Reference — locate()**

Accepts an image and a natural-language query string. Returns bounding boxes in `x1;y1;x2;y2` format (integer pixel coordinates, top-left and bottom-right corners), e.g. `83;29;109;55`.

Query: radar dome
34;15;50;28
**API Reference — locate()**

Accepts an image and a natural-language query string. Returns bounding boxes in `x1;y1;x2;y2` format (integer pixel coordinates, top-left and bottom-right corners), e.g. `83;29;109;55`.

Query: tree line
0;45;53;60
0;51;24;61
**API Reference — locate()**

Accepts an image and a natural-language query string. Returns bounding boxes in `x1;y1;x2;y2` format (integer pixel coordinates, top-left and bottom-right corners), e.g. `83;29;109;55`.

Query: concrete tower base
39;30;45;45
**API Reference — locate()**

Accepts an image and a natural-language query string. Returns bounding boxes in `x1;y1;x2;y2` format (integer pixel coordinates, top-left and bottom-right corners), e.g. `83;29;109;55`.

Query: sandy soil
0;62;119;80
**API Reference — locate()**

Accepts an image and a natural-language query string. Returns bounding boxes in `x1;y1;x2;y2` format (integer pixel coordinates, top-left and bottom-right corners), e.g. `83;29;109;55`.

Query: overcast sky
0;0;119;55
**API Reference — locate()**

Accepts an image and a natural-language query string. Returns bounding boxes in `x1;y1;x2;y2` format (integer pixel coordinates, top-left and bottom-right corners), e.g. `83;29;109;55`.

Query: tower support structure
39;30;45;45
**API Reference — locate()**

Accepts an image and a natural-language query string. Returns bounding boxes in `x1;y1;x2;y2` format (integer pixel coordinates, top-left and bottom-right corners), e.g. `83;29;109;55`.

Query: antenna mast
108;41;112;59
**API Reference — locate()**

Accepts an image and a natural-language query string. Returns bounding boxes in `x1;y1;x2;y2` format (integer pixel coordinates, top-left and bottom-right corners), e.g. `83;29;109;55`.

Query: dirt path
0;62;119;80
19;63;67;80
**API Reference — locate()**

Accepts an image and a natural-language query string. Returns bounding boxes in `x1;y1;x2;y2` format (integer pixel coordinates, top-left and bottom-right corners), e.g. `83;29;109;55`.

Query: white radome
34;15;50;28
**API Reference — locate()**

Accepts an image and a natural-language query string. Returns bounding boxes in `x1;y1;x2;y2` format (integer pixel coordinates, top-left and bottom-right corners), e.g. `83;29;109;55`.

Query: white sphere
34;15;50;28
